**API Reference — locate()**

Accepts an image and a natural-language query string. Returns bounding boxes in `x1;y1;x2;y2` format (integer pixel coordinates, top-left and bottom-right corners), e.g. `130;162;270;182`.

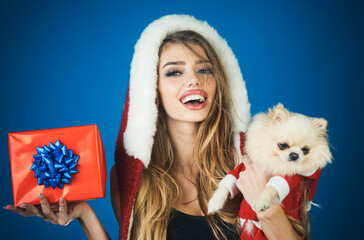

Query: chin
164;103;212;124
167;112;209;124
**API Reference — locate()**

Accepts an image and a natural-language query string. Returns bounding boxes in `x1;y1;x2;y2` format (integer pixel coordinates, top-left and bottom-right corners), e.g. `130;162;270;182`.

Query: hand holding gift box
8;125;107;206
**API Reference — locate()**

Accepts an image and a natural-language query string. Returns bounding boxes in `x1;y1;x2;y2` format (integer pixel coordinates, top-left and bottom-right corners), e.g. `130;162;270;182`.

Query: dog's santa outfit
113;15;251;240
220;161;322;240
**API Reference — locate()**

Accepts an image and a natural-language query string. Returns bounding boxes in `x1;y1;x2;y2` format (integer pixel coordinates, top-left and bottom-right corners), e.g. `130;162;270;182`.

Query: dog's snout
289;152;299;161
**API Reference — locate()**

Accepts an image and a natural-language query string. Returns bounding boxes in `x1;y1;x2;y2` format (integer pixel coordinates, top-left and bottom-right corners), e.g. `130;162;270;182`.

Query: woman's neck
166;118;197;166
167;118;203;215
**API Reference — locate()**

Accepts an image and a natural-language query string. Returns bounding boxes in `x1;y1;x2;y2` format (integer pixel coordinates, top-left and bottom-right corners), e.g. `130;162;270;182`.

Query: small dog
208;104;332;239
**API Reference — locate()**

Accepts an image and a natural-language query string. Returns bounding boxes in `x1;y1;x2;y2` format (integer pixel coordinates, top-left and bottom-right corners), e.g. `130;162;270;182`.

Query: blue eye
198;68;212;74
166;70;181;77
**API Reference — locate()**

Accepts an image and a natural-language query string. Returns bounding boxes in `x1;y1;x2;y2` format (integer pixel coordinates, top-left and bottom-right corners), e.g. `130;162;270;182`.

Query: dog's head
245;104;332;176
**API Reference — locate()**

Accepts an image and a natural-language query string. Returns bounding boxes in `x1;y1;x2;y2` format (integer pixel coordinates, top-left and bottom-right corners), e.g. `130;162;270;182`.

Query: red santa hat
114;14;250;239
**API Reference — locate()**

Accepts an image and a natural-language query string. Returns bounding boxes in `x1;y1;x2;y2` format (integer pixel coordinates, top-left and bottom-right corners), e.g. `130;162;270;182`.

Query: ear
313;118;328;131
268;103;289;123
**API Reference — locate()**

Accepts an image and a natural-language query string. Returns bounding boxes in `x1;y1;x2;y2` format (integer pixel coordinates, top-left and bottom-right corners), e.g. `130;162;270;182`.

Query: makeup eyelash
165;70;181;77
197;68;213;74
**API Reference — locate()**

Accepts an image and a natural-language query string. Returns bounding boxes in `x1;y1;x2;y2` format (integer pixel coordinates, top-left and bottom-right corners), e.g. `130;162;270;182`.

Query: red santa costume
220;162;322;240
113;15;251;239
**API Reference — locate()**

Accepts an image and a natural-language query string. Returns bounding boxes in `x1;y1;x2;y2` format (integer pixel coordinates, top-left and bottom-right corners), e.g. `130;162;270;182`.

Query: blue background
1;0;363;239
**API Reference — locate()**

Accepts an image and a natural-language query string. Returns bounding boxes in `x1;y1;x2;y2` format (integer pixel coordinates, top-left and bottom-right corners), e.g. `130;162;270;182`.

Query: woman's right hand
4;193;89;226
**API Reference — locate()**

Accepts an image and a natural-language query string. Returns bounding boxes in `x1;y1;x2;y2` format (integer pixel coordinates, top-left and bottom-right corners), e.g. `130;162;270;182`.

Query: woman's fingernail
60;198;65;203
38;193;43;200
19;203;27;209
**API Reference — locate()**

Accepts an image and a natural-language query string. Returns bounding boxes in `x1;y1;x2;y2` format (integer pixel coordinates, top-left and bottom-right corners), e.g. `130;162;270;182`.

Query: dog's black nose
289;152;299;161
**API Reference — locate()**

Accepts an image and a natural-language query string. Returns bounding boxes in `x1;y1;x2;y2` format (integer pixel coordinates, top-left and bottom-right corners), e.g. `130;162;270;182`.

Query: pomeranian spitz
208;104;332;239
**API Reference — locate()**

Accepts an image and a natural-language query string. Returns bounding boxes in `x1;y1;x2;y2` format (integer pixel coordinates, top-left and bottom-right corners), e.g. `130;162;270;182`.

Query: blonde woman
6;15;305;240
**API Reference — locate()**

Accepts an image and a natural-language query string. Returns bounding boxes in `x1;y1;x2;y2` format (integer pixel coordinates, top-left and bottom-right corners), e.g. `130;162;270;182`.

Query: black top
167;209;240;240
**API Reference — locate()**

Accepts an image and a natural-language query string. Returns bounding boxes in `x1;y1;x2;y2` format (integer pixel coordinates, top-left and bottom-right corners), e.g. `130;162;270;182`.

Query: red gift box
8;125;107;207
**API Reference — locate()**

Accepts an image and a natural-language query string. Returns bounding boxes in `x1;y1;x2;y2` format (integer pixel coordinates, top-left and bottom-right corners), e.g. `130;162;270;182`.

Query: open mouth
180;94;206;105
179;90;208;110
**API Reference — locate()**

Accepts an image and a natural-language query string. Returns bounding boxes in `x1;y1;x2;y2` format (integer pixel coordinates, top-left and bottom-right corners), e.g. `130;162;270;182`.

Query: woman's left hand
236;157;302;240
4;194;88;226
236;156;269;208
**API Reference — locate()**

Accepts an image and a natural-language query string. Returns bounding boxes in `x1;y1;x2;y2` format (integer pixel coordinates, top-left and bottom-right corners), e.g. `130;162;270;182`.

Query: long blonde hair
131;30;241;239
287;179;311;240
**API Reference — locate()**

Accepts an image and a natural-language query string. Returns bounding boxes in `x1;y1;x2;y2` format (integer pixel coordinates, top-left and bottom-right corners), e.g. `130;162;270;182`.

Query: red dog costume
220;162;322;240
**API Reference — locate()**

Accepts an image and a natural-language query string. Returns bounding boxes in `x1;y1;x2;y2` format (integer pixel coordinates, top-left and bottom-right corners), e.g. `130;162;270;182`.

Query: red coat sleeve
301;168;322;201
218;162;246;198
266;174;302;202
227;162;246;179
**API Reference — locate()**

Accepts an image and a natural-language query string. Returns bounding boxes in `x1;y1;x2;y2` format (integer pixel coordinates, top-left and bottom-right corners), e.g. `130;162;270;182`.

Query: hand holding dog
236;156;269;211
4;193;89;226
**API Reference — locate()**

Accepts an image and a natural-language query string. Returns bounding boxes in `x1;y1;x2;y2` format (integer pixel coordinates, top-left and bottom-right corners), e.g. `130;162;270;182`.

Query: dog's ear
313;118;327;132
268;103;289;122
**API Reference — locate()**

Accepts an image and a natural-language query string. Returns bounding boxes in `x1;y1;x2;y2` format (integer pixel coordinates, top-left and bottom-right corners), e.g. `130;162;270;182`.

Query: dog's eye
278;143;290;150
302;147;310;155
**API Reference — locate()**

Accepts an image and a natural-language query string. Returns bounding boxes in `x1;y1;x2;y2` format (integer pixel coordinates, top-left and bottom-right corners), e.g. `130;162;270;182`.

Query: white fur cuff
219;174;239;198
301;167;319;177
266;176;290;203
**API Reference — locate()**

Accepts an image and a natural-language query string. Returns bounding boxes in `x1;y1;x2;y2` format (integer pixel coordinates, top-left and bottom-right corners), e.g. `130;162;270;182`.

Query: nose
289;152;299;161
185;72;201;88
186;78;200;87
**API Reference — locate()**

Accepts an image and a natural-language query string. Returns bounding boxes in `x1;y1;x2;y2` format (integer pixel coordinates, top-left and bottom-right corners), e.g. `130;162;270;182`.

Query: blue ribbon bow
31;140;79;189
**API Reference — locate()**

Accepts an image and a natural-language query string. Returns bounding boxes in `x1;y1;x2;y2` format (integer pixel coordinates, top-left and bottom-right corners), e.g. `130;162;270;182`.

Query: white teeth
181;95;206;104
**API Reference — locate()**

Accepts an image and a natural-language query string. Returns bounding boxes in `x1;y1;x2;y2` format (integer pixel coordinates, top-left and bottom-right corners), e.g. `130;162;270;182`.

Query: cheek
158;79;179;108
207;77;217;98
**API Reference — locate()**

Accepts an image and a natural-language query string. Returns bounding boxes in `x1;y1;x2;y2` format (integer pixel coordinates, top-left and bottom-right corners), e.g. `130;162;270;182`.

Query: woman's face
158;42;216;124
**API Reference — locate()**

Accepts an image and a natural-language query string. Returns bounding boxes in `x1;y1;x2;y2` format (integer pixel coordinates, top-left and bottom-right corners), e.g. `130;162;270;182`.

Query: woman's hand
4;193;89;226
236;157;302;240
5;194;110;239
236;157;269;208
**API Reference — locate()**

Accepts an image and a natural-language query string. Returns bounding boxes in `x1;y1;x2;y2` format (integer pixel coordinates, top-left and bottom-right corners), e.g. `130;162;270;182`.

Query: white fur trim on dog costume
301;167;319;177
240;218;262;230
124;14;250;167
219;174;240;198
266;176;290;203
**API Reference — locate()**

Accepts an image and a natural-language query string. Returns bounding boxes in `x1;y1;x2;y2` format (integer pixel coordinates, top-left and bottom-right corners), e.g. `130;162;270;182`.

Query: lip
179;89;207;101
179;89;208;111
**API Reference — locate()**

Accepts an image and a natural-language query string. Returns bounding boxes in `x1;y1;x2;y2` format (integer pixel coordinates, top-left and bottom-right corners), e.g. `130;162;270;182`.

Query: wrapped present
8;125;107;206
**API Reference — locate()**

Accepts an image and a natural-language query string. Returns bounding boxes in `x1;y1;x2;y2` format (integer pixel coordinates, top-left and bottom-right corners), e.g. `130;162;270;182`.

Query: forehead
159;42;208;65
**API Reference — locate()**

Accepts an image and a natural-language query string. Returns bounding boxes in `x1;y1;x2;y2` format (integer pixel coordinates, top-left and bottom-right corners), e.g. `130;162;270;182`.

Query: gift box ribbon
30;140;79;189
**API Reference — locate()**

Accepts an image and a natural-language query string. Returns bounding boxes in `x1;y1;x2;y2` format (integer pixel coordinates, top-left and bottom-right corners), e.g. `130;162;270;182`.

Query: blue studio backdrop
1;0;363;239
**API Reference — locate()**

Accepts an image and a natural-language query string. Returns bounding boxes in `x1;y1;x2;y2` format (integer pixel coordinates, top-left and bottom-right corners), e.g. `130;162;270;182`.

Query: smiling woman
129;30;241;239
158;40;217;122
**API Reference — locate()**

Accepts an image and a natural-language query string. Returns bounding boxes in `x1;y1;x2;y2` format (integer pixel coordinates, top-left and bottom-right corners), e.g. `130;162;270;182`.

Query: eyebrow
162;59;211;69
162;61;185;69
196;59;210;64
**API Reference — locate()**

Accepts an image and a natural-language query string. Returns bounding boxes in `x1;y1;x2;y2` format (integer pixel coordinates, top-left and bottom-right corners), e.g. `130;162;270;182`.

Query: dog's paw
254;194;273;212
207;186;229;214
254;186;278;212
208;198;224;214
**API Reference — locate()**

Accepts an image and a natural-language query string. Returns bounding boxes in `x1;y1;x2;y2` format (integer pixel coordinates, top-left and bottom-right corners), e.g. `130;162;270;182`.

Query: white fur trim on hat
124;14;250;167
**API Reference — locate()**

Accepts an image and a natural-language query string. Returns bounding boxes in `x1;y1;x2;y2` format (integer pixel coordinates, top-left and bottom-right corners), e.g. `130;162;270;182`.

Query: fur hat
114;14;250;239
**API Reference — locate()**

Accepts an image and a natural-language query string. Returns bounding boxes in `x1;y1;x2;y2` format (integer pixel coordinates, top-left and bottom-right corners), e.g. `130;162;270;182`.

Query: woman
5;15;303;240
